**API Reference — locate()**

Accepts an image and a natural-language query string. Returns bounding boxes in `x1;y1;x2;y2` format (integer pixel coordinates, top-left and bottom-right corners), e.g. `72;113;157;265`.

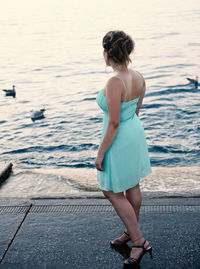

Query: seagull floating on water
2;85;16;97
31;108;46;121
186;76;198;89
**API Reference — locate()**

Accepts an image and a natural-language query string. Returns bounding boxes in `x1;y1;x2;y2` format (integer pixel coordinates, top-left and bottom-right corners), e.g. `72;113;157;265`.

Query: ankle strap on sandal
124;231;129;236
132;239;147;250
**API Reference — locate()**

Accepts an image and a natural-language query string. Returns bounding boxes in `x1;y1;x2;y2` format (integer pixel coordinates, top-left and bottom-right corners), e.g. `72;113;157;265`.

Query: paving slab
0;206;30;262
0;198;199;269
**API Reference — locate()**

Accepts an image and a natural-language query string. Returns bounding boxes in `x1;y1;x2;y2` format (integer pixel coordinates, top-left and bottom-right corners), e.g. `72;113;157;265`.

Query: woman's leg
102;189;149;261
102;190;142;242
125;183;142;222
110;183;142;241
119;183;142;238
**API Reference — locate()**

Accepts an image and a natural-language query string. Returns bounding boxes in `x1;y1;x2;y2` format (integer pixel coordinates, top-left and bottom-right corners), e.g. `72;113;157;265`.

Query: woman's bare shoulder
104;76;122;95
130;68;145;80
106;76;122;86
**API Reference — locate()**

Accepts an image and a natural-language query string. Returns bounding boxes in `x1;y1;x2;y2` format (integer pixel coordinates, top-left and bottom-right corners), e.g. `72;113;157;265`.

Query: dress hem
97;169;152;193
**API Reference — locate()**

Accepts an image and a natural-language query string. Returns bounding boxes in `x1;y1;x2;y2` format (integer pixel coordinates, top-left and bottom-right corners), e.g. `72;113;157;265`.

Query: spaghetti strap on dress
96;71;152;193
115;73;143;102
115;75;128;102
135;70;144;94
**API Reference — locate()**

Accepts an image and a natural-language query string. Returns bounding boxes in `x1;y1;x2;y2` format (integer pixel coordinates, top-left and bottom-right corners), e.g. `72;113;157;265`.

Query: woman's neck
112;63;128;73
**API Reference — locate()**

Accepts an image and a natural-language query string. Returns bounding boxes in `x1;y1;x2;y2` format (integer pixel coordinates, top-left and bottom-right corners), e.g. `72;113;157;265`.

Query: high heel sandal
110;231;131;248
124;239;153;266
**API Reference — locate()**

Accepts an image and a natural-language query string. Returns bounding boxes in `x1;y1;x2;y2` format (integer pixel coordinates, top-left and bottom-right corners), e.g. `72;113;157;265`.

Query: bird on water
186;76;198;89
30;108;46;121
2;85;16;97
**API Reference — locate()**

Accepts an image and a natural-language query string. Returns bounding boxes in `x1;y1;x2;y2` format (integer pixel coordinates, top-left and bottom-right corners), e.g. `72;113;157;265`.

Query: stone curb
0;162;13;185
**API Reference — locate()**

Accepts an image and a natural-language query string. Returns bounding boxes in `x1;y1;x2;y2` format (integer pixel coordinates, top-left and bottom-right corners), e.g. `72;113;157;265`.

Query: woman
95;30;153;266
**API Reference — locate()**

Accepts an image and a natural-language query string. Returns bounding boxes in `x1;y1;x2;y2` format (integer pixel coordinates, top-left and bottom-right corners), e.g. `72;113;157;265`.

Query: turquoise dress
96;73;152;193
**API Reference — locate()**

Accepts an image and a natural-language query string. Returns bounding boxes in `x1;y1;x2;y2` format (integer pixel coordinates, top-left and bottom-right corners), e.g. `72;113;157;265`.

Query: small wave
166;32;179;36
32;68;43;71
59;120;72;124
144;103;173;109
55;75;67;78
146;74;170;80
19;123;35;128
18;100;30;104
89;117;102;123
38;123;50;127
154;63;195;69
17;160;95;169
151;157;200;167
2;143;97;155
2;145;72;155
146;86;197;99
82;97;96;101
57;163;94;168
150;145;200;154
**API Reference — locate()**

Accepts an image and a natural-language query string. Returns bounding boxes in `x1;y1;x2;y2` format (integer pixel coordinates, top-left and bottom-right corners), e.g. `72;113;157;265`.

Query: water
0;0;200;198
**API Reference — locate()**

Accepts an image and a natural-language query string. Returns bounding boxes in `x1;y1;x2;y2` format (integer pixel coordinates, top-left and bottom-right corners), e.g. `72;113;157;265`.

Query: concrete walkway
0;196;200;269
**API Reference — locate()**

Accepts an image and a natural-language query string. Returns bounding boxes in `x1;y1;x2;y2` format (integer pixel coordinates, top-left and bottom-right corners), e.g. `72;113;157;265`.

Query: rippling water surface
0;0;199;197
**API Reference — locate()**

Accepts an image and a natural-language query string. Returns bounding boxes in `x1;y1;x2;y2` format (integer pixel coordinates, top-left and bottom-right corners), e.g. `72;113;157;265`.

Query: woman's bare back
115;69;146;115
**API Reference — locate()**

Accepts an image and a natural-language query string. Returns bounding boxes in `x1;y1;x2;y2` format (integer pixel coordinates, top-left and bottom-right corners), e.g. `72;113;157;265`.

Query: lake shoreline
0;190;200;201
0;165;199;199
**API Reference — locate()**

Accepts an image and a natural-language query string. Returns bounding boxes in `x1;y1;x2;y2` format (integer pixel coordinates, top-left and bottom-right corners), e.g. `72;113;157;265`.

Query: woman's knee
125;185;142;205
102;190;123;200
102;190;113;199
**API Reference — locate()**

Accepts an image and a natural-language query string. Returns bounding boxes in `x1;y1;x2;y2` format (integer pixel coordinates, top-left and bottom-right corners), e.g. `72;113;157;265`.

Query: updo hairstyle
102;30;135;66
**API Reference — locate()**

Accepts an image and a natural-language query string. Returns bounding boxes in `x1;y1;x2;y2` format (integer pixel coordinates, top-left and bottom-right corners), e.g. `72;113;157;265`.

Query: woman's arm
136;77;146;116
95;77;122;171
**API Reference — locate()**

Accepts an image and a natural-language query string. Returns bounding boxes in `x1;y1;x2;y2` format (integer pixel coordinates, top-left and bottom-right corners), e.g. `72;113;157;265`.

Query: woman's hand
95;153;104;171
